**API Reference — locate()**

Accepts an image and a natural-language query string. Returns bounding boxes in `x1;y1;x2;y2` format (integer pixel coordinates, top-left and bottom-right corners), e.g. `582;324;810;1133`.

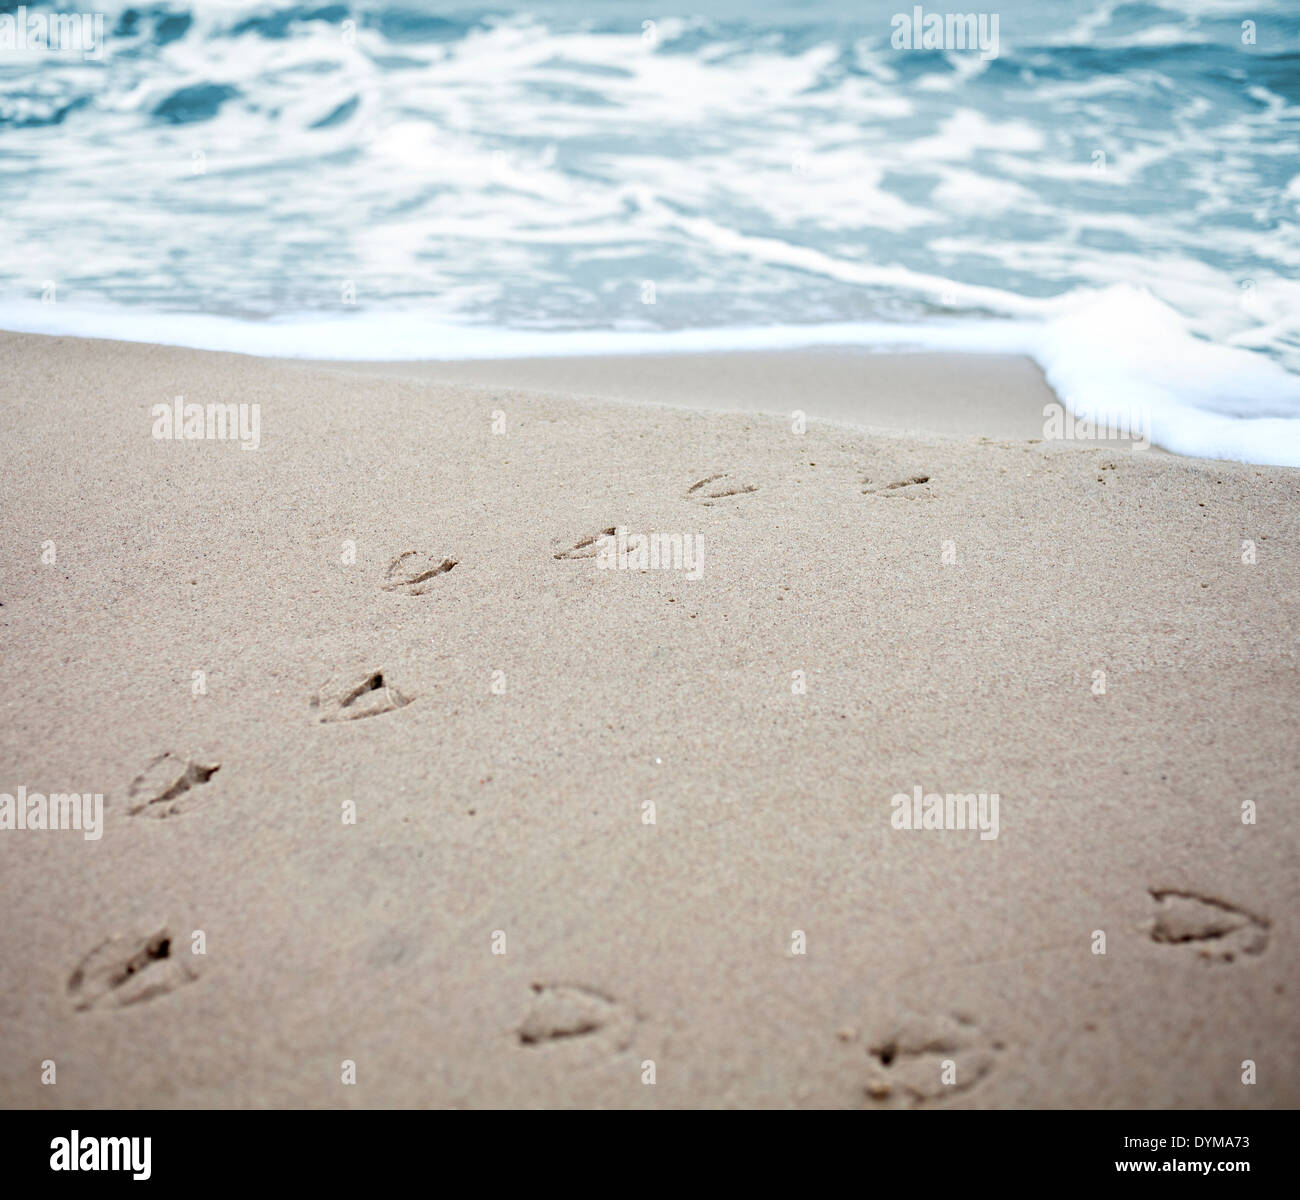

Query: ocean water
2;0;1299;464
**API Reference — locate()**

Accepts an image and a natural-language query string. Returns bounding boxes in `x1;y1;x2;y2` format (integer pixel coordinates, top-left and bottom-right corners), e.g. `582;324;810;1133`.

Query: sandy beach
1;329;1297;1109
314;348;1060;441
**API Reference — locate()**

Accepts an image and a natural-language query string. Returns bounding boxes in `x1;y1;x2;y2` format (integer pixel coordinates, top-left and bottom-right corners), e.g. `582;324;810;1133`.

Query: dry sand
0;330;1297;1108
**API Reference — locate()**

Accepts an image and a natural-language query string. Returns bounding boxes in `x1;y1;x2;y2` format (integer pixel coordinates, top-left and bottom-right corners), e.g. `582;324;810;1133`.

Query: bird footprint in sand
553;527;617;560
126;752;220;819
850;1011;1002;1107
862;473;932;496
1147;889;1269;963
312;669;412;722
383;551;457;595
68;927;198;1012
517;983;637;1054
686;473;758;505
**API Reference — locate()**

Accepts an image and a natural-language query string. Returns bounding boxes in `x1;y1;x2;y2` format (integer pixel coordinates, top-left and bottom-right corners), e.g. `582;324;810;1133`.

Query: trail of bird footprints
72;463;1264;1088
126;752;220;819
516;983;637;1053
551;472;758;561
1147;889;1269;962
853;1012;1003;1108
68;928;197;1012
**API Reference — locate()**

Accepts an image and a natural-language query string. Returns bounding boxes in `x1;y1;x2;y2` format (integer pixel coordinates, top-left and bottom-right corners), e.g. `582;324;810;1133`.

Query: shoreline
5;327;1169;452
